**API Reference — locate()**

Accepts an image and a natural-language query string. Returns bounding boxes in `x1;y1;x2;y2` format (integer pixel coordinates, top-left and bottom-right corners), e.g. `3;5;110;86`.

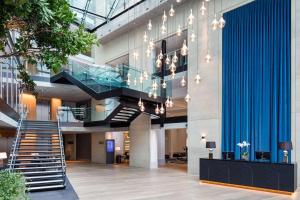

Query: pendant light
185;93;191;102
143;31;148;42
148;90;152;97
146;46;151;57
172;52;178;63
218;0;225;29
165;55;170;65
155;104;160;115
156;57;162;68
133;51;139;60
161;22;167;35
169;62;176;72
140;102;145;112
205;50;212;63
200;1;206;16
152;80;158;90
177;24;182;36
190;31;196;42
138;98;142;107
162;80;167;89
176;0;182;3
165;97;170;108
127;73;131;85
211;14;219;30
171;71;176;79
147;19;152;30
134;77;137;86
180;76;186;87
169;97;174;108
218;14;226;29
160;103;165;114
181;40;188;56
143;71;149;80
195;73;202;84
169;4;175;17
162;10;167;22
139;73;144;83
149;39;154;50
158;50;164;59
187;9;195;25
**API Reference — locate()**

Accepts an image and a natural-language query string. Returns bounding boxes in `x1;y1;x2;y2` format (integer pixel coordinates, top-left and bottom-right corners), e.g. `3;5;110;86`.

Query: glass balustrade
61;59;162;97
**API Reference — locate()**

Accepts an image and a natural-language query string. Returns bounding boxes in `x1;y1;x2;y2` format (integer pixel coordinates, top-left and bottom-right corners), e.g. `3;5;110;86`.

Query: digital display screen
106;140;114;153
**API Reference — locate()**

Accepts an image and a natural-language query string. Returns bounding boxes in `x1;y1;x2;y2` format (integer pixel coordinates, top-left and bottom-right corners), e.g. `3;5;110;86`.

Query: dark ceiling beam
89;0;146;33
70;5;107;20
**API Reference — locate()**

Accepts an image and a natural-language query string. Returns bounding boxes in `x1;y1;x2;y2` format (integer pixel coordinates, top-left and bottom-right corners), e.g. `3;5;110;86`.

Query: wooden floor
67;162;300;200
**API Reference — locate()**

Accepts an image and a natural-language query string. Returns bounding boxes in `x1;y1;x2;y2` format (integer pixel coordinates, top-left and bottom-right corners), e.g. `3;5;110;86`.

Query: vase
241;153;249;161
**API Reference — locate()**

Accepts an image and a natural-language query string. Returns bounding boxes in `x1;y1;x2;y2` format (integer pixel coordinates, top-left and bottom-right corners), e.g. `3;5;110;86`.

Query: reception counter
199;158;297;194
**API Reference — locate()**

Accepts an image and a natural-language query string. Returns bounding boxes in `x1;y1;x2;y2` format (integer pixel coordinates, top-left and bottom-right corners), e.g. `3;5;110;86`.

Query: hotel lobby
0;0;300;199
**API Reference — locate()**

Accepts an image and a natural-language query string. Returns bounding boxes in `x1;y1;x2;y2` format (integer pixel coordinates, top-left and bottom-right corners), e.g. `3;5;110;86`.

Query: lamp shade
206;141;216;149
0;152;7;159
278;142;293;150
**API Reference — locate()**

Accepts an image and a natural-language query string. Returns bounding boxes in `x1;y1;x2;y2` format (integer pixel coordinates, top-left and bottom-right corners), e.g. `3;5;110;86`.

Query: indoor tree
0;0;98;92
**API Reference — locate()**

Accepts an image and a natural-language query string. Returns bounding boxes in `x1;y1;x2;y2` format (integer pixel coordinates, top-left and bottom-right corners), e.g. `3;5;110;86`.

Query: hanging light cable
200;1;206;16
218;0;226;29
211;0;219;30
205;1;212;63
195;1;202;84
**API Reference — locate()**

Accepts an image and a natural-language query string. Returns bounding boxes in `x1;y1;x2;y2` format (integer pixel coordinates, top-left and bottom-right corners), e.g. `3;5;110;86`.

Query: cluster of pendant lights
137;0;226;113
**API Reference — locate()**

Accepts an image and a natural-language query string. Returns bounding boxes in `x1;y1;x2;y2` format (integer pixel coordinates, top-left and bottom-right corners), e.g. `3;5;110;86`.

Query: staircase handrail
56;112;67;186
9;105;27;171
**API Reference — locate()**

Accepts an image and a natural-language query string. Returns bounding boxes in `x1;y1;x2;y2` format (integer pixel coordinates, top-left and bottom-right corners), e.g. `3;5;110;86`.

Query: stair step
14;154;62;157
27;184;65;192
25;174;63;180
18;150;61;153
20;137;59;140
16;158;62;162
19;143;60;146
22;170;63;175
26;179;64;185
14;166;63;170
10;162;62;166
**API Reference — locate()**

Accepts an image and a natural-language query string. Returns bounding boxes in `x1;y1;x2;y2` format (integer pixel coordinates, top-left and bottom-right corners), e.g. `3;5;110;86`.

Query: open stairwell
9;120;66;192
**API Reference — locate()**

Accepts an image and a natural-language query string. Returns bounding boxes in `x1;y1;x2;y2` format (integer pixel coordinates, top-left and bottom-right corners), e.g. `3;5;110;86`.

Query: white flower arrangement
237;141;250;148
237;141;250;160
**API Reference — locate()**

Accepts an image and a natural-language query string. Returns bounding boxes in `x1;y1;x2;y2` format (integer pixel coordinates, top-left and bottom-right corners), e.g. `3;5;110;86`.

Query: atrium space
0;0;300;200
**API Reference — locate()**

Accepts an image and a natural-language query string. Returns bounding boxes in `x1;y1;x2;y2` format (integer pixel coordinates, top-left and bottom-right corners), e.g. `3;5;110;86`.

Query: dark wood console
199;158;297;194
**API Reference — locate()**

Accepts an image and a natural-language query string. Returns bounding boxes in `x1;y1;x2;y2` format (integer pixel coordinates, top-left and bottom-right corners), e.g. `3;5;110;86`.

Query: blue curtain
222;0;291;162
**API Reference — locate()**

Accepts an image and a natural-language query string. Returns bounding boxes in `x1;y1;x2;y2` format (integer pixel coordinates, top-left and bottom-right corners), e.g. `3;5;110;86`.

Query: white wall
91;132;106;164
292;0;300;186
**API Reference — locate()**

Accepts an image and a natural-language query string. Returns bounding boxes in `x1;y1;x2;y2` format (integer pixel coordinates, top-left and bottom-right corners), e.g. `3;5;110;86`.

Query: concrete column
91;133;106;164
129;114;158;169
152;127;165;165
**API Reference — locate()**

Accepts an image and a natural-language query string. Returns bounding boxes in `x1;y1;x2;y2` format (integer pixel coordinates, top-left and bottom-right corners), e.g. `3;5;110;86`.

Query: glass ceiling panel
69;0;144;32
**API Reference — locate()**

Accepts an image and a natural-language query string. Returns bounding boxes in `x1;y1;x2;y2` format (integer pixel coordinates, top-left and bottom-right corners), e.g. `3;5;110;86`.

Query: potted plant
0;170;29;200
237;141;250;160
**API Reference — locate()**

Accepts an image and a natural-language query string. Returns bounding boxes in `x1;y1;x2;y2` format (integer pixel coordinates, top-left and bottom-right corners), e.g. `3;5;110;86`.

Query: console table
199;158;297;194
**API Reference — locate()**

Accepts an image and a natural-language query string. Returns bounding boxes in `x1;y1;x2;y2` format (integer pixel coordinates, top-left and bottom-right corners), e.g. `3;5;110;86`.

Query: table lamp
0;152;7;168
206;141;216;159
278;142;293;163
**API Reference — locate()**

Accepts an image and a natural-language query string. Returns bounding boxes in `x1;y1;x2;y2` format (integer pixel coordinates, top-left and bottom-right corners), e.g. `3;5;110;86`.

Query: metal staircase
9;118;66;192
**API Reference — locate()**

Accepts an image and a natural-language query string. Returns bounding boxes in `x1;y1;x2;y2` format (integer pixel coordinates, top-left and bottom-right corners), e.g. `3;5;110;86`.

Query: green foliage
0;171;29;200
0;0;98;92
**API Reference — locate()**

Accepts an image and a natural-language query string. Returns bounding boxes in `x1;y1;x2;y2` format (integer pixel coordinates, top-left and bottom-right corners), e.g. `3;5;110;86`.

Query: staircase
9;119;66;192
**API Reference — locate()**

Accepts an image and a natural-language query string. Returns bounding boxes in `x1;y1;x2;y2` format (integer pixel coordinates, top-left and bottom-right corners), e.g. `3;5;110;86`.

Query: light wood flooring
67;162;300;200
